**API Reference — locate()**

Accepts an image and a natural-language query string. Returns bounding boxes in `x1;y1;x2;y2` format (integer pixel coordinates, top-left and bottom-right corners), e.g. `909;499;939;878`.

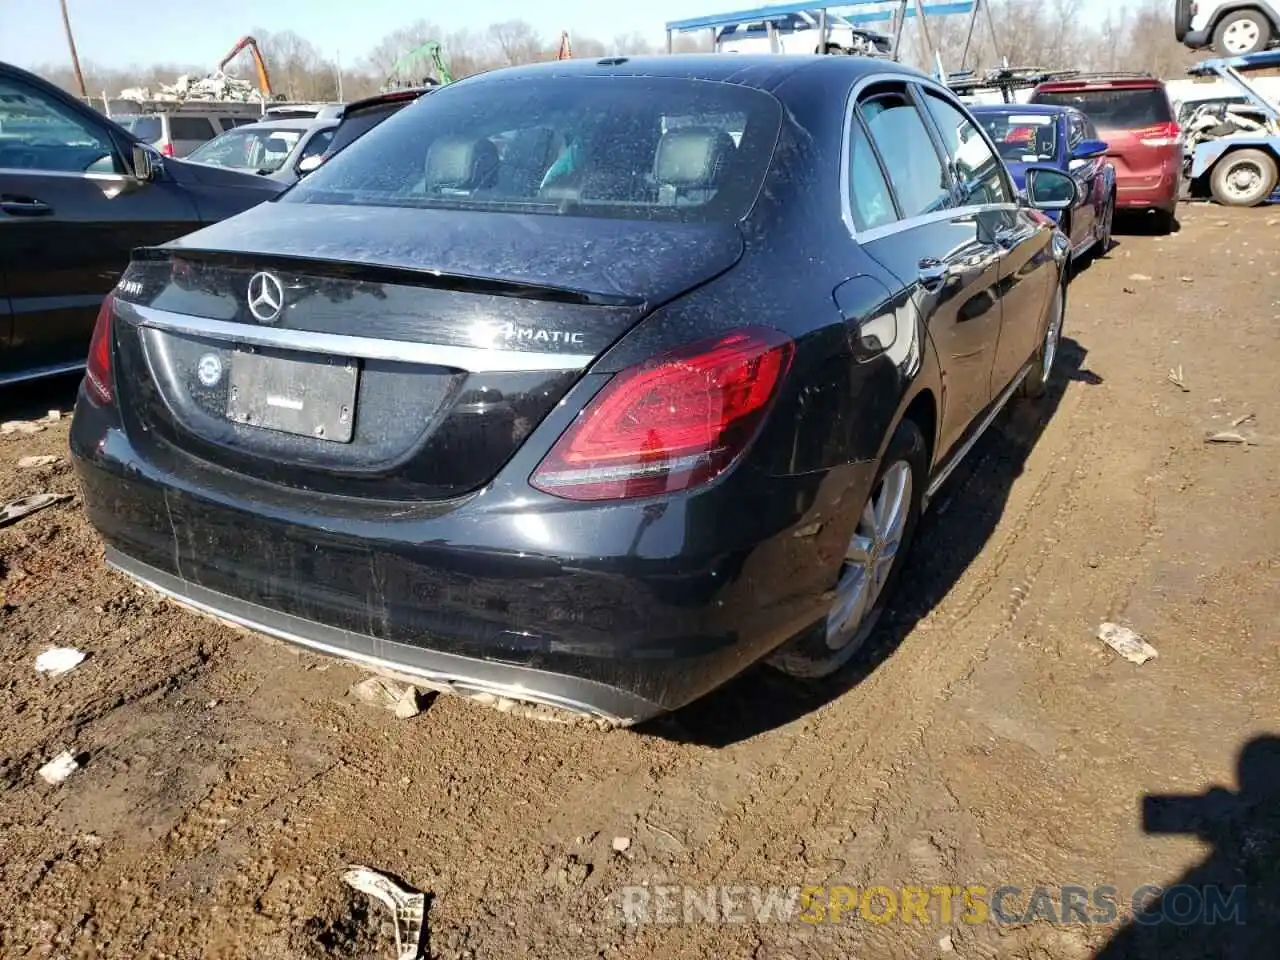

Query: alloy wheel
1041;285;1065;385
825;461;913;650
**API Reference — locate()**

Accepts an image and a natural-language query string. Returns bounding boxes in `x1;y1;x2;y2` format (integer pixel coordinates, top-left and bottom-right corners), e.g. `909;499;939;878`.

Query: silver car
183;117;337;185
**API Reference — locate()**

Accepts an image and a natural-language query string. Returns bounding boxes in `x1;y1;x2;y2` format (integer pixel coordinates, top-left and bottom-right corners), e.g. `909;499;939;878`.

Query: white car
1177;0;1279;55
714;10;893;56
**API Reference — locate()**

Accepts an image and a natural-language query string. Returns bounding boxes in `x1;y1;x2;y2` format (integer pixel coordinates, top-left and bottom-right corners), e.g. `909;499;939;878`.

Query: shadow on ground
0;372;82;422
1096;735;1280;959
648;336;1103;747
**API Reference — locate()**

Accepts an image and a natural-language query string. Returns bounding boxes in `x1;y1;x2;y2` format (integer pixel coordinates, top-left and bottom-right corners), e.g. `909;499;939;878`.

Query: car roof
1034;75;1166;92
219;118;337;133
969;102;1073;116
456;54;925;92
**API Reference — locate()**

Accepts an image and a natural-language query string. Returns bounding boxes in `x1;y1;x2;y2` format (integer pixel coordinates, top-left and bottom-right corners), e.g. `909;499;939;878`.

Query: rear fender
1207;1;1280;31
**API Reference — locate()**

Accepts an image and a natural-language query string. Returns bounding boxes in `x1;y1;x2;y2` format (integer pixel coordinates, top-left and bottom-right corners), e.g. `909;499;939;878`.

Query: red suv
1030;74;1181;232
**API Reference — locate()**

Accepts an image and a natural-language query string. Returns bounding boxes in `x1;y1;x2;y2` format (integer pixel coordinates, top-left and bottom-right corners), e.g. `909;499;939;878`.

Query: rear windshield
116;115;161;142
285;76;783;223
1031;87;1172;130
974;111;1059;163
323;102;407;159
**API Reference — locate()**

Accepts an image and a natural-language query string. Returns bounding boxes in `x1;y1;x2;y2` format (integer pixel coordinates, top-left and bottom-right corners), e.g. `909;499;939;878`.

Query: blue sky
3;0;1118;70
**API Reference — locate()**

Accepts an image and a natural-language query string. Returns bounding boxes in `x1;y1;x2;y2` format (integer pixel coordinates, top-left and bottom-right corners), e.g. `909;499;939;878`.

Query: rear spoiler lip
129;245;647;309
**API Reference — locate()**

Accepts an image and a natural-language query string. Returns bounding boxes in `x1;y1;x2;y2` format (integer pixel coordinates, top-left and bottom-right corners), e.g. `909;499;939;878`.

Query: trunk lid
111;204;744;502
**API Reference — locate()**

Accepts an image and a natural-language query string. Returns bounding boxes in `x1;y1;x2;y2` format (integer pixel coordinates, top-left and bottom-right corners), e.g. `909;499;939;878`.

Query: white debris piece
1097;623;1158;665
939;933;955;952
35;647;86;677
1128;273;1152;281
1;420;44;435
341;866;427;960
611;836;632;853
38;750;80;785
17;455;59;469
350;676;424;719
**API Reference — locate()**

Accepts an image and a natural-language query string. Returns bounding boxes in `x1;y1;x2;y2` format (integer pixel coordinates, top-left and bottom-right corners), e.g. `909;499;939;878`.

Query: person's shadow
1096;735;1280;959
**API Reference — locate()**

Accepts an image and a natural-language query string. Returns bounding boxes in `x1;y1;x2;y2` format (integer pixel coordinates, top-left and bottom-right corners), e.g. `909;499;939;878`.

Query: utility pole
59;0;88;99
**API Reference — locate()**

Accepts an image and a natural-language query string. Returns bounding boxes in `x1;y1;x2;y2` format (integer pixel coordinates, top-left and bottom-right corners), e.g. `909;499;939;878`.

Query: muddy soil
1;205;1277;960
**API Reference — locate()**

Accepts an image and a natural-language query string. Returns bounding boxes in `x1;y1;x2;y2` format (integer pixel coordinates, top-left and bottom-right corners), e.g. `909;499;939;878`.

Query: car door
846;81;1006;460
0;70;200;378
918;86;1057;402
1065;112;1097;244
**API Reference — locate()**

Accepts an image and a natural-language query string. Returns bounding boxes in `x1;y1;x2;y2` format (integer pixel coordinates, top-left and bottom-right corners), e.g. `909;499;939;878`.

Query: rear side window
1031;86;1173;130
845;117;897;231
287;77;783;223
858;86;951;218
169;117;217;141
117;115;162;142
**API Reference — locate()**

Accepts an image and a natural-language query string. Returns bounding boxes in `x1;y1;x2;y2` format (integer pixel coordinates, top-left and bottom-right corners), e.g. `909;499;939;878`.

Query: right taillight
85;294;115;404
1138;121;1180;147
530;327;794;502
160;142;175;157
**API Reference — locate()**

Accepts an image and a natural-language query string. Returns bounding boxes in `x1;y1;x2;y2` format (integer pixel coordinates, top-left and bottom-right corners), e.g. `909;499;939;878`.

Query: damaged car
70;56;1076;726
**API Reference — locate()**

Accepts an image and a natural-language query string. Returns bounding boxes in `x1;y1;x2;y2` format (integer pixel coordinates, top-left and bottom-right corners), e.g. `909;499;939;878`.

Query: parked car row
0;62;426;385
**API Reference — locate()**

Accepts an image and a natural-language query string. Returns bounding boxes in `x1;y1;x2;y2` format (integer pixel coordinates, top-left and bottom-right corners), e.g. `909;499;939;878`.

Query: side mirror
1024;165;1078;210
1071;138;1108;160
130;143;157;182
297;155;323;175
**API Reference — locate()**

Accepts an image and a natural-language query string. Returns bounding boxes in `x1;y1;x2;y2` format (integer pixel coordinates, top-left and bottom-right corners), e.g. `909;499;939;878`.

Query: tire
1093;190;1115;259
1209;148;1279;207
768;419;926;679
1212;10;1273;55
1019;279;1066;400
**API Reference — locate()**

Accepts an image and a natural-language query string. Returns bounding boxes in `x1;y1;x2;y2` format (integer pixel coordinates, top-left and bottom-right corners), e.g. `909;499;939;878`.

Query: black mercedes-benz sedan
70;55;1077;725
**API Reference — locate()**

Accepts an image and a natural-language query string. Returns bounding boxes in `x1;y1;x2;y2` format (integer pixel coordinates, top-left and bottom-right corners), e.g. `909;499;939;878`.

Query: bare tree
489;20;544;66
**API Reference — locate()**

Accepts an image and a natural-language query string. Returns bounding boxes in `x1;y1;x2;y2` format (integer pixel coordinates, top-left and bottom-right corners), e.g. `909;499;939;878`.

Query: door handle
0;196;52;216
917;258;948;292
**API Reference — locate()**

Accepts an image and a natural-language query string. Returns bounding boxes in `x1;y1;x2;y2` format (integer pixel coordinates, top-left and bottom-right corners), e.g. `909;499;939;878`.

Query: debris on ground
38;751;80;785
1128;273;1152;281
0;493;72;527
1231;412;1256;428
35;647;86;677
44;410;62;422
1167;366;1189;392
1097;623;1158;665
350;676;426;719
939;933;955;952
340;866;427;960
17;455;59;469
2;420;44;435
611;836;631;853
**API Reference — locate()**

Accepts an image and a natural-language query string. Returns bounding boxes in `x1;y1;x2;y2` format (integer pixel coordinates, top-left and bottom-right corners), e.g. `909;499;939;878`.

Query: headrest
425;135;499;190
654;127;736;189
263;137;292;154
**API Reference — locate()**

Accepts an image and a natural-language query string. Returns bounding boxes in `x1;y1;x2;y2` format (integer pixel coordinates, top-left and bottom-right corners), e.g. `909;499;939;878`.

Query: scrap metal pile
117;72;265;104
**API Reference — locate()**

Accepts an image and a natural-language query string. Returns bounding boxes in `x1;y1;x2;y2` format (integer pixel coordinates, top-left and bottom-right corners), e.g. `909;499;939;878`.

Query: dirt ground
1;204;1278;960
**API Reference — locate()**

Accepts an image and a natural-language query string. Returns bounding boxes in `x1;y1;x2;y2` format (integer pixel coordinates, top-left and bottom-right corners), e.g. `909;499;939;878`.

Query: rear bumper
71;391;867;723
1115;170;1180;211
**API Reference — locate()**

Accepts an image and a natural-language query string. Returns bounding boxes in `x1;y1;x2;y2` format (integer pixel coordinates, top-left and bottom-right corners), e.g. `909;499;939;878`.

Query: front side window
921;90;1009;205
297;128;334;164
857;86;951;219
187;127;303;172
285;77;783;223
0;78;119;173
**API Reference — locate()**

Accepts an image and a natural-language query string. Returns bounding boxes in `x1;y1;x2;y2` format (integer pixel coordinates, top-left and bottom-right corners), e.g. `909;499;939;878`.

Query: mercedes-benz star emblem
247;271;285;323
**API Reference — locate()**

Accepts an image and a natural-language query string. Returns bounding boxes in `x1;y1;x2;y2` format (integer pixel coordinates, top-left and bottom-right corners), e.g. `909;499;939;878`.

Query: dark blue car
970;103;1117;261
70;56;1078;725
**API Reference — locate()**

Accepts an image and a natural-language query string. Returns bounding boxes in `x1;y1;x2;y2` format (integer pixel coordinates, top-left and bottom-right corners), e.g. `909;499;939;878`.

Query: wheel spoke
875;464;909;534
845;533;875;565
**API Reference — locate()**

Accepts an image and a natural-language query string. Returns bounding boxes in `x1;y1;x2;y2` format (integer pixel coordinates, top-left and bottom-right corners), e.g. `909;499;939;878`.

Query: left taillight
85;294;115;404
530;327;794;502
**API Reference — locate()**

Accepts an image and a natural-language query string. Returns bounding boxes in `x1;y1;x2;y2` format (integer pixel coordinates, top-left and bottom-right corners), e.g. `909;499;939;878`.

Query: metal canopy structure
664;0;997;66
